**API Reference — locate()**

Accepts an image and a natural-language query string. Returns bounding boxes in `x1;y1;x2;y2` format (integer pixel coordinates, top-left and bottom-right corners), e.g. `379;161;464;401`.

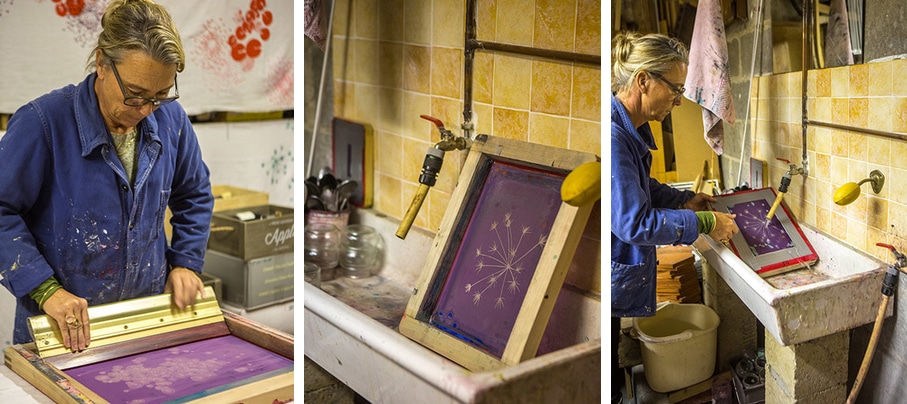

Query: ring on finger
68;319;82;329
65;314;76;324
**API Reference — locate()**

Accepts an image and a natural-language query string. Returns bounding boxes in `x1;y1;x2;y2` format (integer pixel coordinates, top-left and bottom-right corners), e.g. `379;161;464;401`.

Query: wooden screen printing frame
711;187;818;277
398;135;597;372
3;287;294;403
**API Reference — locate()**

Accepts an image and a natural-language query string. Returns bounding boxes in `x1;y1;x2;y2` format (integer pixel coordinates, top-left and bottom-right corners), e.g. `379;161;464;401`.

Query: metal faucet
395;115;472;240
765;158;806;221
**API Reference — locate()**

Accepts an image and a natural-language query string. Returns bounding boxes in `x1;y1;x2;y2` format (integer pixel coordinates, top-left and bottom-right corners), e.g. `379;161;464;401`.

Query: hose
846;294;889;403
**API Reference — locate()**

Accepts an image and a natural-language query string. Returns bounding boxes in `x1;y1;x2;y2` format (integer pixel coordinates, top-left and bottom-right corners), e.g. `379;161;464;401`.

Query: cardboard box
164;185;269;240
203;250;294;309
208;205;294;260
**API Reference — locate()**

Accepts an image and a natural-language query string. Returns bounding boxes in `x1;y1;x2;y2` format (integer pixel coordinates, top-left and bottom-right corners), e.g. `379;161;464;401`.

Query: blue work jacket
611;95;699;318
0;73;213;343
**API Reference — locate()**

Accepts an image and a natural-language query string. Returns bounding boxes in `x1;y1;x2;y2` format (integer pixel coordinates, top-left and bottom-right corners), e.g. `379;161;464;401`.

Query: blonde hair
611;32;688;93
87;0;185;72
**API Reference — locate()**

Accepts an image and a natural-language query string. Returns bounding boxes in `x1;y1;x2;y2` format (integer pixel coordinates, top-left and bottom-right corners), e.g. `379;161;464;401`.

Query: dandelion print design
465;212;547;309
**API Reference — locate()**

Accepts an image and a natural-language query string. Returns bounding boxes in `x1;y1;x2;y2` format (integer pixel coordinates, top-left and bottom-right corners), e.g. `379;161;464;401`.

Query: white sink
303;210;601;403
693;224;891;346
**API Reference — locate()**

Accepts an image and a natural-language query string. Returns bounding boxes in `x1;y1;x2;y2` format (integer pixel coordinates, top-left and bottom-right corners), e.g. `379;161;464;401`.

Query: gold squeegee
27;286;224;360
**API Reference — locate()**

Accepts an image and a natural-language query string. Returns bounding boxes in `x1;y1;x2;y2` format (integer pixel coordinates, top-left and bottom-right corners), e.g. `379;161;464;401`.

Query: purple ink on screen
727;200;795;256
430;161;564;357
64;335;292;403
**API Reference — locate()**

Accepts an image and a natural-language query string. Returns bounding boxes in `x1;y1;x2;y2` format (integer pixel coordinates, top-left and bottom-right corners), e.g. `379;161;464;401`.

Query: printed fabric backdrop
0;0;293;115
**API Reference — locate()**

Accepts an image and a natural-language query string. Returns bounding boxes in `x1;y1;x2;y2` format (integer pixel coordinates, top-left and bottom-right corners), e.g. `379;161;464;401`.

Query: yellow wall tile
891;139;907;170
376;132;403;179
473;102;494;135
830;155;848;186
352;39;379;85
867;136;892;167
868;197;889;231
435;149;463;194
377;88;404;135
476;0;497;41
331;0;351;38
529;113;569;148
378;42;403;89
831;98;848;124
376;174;403;218
813;152;830;182
830;67;849;98
353;84;379;125
531;60;572;115
403;45;431;93
868;97;893;133
849;98;868;128
570;119;602;156
869;61;892;97
533;0;576;52
815;69;831;97
572;64;601;121
831;130;850;157
404;0;432;44
575;0;601;55
492;107;529;141
433;0;465;48
353;0;379;39
473;52;494;104
334;80;355;118
493;55;531;109
849;64;868;97
891;168;907;205
496;0;533;46
378;0;404;42
893;97;907;133
403;91;433;141
431;47;462;99
848;132;867;162
892;59;907;96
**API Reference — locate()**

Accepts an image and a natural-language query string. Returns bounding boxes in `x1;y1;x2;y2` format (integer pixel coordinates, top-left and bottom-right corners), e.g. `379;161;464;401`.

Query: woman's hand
42;289;90;352
709;212;739;242
165;266;206;310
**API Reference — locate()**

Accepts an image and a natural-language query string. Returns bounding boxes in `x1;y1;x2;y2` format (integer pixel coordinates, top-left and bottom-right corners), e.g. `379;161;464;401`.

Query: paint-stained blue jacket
0;73;213;343
611;95;699;318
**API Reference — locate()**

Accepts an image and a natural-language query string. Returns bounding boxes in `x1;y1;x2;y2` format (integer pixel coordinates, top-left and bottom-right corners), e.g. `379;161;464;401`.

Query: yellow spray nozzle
765;191;785;221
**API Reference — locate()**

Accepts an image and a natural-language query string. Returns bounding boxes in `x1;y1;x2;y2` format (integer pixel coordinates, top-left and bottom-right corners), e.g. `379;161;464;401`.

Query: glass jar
304;223;341;271
339;224;380;278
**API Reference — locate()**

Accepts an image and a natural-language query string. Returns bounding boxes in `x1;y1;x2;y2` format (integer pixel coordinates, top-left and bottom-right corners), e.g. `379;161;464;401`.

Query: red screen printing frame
711;187;818;277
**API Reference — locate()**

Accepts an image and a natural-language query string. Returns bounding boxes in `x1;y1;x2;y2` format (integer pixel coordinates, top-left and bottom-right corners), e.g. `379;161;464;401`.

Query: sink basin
304;210;601;403
693;224;891;346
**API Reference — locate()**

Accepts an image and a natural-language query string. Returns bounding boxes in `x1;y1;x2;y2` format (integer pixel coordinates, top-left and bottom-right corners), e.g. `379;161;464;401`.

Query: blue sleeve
649;177;695;209
0;105;56;297
165;108;214;273
611;129;700;246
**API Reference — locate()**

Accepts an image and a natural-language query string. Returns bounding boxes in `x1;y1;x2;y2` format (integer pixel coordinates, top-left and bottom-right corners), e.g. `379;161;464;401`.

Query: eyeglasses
649;71;685;101
109;61;179;107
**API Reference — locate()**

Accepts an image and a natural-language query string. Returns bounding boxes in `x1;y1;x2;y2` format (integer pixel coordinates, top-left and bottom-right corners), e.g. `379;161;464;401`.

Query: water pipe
847;243;907;403
395;116;472;240
765;158;806;221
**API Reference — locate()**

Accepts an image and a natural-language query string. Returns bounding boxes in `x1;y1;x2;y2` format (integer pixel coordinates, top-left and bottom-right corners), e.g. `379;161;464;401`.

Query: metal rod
463;0;477;137
468;39;601;66
800;0;811;176
806;119;907;142
306;1;337;178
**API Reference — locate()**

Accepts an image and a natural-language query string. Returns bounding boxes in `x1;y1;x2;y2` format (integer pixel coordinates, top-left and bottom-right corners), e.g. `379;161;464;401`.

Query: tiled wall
753;59;907;262
330;0;602;232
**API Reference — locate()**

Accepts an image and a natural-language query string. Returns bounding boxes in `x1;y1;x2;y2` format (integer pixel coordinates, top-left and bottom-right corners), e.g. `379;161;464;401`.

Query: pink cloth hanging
683;0;736;155
304;0;327;51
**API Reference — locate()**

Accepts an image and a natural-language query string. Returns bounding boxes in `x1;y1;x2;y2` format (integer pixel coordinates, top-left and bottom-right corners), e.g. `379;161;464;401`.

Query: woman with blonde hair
610;31;738;402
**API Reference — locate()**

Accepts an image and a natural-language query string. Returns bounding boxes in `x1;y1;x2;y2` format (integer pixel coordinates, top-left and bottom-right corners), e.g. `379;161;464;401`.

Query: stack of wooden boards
656;245;701;303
